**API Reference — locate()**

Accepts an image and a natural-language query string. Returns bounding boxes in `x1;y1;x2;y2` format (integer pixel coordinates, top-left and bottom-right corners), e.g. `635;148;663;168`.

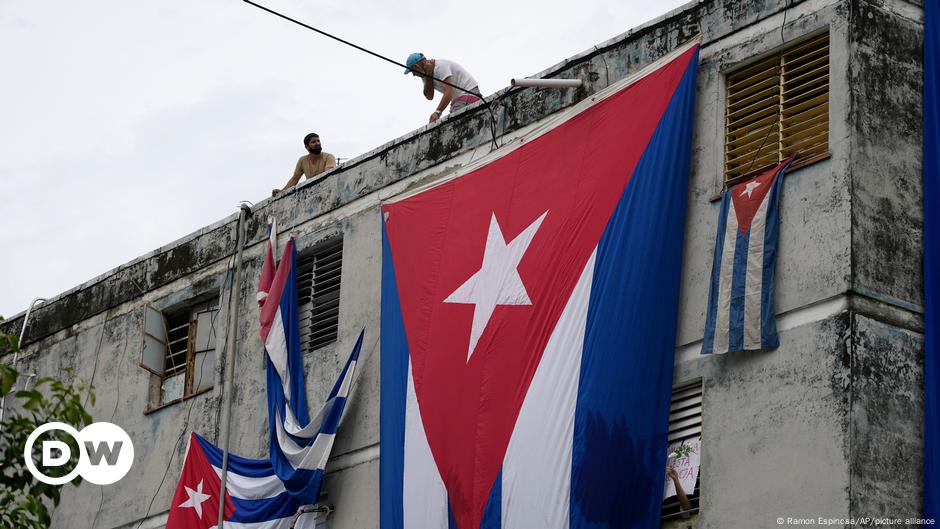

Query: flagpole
217;204;250;527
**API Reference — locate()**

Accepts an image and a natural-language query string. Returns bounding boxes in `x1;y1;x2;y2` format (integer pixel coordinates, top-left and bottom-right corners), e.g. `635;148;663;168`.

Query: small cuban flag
701;156;795;355
166;432;316;529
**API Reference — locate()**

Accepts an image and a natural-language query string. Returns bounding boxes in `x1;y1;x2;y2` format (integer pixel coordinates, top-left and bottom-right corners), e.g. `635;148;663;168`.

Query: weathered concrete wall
1;0;929;528
676;314;853;528
848;0;924;312
849;313;923;520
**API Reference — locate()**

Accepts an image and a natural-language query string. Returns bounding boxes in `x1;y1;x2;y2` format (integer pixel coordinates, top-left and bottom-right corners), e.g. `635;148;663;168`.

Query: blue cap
404;52;424;74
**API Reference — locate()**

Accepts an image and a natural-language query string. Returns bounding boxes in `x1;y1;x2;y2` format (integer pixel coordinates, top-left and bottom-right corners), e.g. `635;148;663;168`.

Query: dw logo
24;422;134;485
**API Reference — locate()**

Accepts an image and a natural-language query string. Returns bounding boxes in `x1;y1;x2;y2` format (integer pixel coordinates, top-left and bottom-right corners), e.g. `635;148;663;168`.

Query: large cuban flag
258;226;364;504
380;40;700;529
700;157;794;355
165;432;316;529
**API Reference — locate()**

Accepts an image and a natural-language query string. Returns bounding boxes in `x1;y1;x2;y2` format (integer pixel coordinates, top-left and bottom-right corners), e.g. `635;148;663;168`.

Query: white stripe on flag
502;250;596;529
743;195;771;349
211;467;287;500
265;307;292;401
336;360;357;399
713;200;740;354
403;363;448;529
282;359;357;438
274;408;335;471
220;518;293;528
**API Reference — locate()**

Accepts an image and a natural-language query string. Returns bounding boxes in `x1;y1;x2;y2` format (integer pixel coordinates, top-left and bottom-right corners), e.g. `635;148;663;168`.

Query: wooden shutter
725;32;829;185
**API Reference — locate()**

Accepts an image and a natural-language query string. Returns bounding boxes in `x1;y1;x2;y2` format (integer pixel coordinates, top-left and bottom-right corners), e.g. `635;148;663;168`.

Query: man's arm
422;75;434;100
429;76;454;122
273;159;304;196
325;153;337;170
667;466;692;512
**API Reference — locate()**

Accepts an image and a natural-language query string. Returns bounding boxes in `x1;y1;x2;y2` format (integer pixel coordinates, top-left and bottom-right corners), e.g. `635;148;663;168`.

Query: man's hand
666;466;679;482
272;188;281;197
429;110;442;123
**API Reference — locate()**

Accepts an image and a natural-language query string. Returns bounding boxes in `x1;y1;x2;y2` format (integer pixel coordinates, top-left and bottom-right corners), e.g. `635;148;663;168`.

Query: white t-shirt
431;59;479;97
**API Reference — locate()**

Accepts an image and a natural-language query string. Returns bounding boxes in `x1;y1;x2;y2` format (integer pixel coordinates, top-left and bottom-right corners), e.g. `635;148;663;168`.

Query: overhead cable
240;0;499;149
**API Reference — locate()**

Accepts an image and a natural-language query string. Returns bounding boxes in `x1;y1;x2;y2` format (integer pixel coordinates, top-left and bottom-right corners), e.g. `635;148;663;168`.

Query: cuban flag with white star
380;40;699;529
165;432;320;529
701;157;794;355
257;227;363;503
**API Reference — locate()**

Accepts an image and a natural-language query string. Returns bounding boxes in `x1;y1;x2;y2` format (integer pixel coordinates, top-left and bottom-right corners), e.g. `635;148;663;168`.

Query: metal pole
217;205;250;527
510;77;583;88
0;297;46;433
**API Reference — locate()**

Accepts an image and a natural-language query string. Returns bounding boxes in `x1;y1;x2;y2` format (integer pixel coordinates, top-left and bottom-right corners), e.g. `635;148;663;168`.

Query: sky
0;0;690;317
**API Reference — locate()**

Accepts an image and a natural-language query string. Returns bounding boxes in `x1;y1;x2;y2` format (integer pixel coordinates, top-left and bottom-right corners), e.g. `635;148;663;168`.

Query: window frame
141;297;218;412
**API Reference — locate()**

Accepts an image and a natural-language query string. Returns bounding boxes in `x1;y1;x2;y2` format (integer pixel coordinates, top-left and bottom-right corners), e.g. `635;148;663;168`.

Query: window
661;380;702;525
297;237;343;353
724;32;829;186
141;298;218;408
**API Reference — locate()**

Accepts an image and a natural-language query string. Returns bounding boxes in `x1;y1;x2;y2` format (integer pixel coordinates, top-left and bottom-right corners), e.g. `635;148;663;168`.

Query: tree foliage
0;316;94;529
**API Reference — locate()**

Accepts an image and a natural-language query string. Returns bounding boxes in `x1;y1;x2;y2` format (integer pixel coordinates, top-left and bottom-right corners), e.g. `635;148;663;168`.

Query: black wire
742;0;791;178
133;252;237;529
90;320;130;529
240;0;500;149
241;0;481;100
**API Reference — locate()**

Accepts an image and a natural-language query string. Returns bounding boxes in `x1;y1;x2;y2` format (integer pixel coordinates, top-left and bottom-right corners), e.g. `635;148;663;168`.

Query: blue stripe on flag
701;195;730;354
194;433;277;478
727;226;750;352
281;246;310;426
321;396;347;435
760;171;783;349
926;0;940;519
229;492;302;523
480;468;502;529
448;500;458;529
380;222;408;529
571;49;697;529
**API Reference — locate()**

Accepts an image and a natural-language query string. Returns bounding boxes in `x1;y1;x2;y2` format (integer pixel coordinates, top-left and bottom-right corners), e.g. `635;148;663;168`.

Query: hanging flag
924;0;940;519
380;40;699;529
257;229;365;503
701;157;795;355
166;432;304;529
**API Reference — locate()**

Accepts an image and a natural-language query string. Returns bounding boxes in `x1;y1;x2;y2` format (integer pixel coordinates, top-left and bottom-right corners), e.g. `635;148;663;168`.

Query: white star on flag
741;180;761;198
445;210;548;361
178;479;212;519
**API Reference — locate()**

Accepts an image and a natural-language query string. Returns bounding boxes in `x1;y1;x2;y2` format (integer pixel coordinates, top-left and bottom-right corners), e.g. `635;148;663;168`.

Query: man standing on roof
404;53;481;123
272;132;337;196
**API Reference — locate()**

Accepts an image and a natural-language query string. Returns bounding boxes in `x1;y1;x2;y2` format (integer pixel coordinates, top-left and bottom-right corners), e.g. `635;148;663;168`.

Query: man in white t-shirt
404;53;481;123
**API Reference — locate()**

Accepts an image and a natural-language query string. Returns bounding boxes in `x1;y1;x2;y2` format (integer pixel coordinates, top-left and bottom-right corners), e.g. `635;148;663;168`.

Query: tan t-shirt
293;152;337;180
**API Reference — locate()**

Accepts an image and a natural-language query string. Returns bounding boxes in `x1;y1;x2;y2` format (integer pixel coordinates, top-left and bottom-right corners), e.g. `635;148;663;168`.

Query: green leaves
0;330;95;529
0;364;15;395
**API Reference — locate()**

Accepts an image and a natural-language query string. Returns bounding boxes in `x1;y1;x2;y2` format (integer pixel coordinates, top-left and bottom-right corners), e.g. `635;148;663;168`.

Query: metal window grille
661;380;703;524
724;32;830;186
163;311;190;378
297;237;343;353
160;299;217;405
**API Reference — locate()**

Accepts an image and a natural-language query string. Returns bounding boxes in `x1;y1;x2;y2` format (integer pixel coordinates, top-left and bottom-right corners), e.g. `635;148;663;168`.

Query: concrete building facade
1;0;926;527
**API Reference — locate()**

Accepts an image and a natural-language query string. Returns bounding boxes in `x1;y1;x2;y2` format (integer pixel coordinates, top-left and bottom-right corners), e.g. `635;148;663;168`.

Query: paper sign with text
663;437;700;500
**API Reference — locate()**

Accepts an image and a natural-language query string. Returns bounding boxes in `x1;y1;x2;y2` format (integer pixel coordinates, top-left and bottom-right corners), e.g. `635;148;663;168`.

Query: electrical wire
742;0;792;178
240;0;500;149
241;0;481;99
90;318;131;529
133;251;237;529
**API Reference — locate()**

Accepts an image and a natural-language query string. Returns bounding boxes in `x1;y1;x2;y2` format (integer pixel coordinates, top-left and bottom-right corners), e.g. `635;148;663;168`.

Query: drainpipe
0;297;47;433
217;204;251;528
